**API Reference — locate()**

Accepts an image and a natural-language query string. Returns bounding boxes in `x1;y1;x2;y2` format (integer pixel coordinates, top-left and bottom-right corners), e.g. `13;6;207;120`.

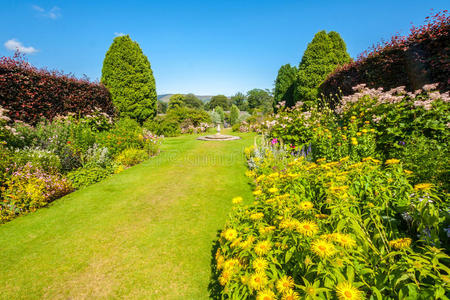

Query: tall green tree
157;100;168;114
229;104;240;125
214;106;225;123
247;89;273;113
101;35;157;123
207;95;230;111
295;31;350;105
183;94;203;109
168;94;185;110
274;64;297;109
231;92;248;111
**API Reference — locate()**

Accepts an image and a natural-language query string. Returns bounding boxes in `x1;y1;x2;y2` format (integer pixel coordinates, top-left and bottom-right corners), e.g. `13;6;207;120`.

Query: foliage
213;143;449;299
295;31;351;106
320;11;450;106
96;118;143;156
0;54;114;125
67;165;112;189
274;64;297;108
1;163;73;222
157;100;168;114
145;107;210;136
101;35;157;123
231;92;248;111
247;89;274;113
215;106;225;123
230;105;240;126
115;148;148;168
183;93;204;109
208;95;230;111
81;143;111;168
168;94;185;110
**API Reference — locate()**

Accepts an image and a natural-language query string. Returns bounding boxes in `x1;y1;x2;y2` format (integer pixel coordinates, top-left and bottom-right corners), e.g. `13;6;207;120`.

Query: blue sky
0;1;448;96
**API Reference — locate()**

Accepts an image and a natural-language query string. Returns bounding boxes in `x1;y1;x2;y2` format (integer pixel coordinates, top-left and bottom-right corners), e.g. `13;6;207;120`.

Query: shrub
97;118;143;155
274;64;297;108
1;163;73;222
115;148;148;168
67;165;113;189
0;54;114;125
320;11;450;106
230;104;240;126
81;143;111;168
101;35;157;123
12;147;62;172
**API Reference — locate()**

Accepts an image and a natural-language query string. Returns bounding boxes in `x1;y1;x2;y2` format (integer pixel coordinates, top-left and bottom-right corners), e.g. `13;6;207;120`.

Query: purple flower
271;138;278;145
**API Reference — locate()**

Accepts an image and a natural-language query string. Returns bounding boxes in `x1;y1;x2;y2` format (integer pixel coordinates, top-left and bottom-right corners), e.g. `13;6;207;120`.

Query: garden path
0;131;255;299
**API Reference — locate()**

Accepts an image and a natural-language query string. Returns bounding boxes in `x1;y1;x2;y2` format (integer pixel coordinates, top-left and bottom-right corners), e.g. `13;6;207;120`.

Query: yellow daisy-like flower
259;226;276;235
249;272;268;291
414;183;433;191
311;239;336;258
268;187;279;194
404;169;413;175
239;236;255;249
250;212;264;221
282;289;300;300
296;221;319;237
299;201;314;211
216;255;225;270
315;214;328;219
276;275;295;294
223;258;240;271
385;158;400;165
223;228;237;241
254;240;272;256
230;237;242;248
252;257;268;272
253;190;263;196
334;233;357;249
335;281;362;300
219;269;232;286
388;237;412;250
356;132;362;136
245;170;256;178
350;116;356;120
232;196;243;204
279;218;300;231
256;289;276;300
351;138;358;145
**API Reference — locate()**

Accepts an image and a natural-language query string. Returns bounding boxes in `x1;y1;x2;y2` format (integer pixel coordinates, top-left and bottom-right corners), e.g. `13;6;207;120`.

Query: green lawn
0;130;255;299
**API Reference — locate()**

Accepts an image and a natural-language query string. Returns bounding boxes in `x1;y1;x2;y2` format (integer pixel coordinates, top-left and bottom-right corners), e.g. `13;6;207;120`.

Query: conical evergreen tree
295;31;350;105
101;35;157;123
274;64;297;109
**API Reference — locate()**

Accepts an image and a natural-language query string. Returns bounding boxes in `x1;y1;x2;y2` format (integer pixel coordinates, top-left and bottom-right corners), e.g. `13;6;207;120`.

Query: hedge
319;11;449;106
0;54;114;124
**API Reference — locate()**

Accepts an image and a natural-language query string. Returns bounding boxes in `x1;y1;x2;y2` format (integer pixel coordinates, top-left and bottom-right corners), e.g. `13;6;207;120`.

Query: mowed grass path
0;130;255;299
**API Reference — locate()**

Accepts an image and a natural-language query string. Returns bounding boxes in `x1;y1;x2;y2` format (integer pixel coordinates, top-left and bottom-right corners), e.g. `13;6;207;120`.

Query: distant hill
157;94;214;103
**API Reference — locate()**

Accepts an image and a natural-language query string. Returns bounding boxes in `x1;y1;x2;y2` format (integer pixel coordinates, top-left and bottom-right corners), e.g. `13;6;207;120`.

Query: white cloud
32;5;61;19
4;39;38;54
114;32;126;37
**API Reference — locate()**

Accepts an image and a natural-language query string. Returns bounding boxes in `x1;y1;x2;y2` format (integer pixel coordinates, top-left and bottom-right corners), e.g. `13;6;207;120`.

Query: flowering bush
12;147;62;173
114;148;149;168
67;165;113;189
0;163;73;222
213;145;449;299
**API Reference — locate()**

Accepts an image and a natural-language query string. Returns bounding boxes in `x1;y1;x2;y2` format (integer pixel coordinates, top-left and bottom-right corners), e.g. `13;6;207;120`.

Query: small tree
168;94;185;110
101;35;157;123
183;94;203;109
274;64;297;108
231;92;248;111
208;95;230;110
157;100;168;114
295;31;350;105
215;106;225;123
230;104;240;125
247;89;273;113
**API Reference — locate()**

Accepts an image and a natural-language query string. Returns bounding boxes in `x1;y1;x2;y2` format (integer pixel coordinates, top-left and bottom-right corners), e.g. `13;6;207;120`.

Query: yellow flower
339;156;350;162
311;239;336;258
414;183;433;191
315;214;328;219
364;121;370;124
246;170;256;178
296;221;319;237
335;281;362;300
299;201;314;211
356;132;361;136
249;272;268;291
252;257;268;272
276;275;295;294
361;129;368;133
385;158;400;165
282;289;300;300
255;240;272;256
239;236;255;249
223;258;240;271
250;212;264;221
334;233;356;249
259;226;276;235
350;116;356;120
223;228;237;241
253;190;263;196
388;237;412;250
280;219;300;231
219;269;232;286
230;237;242;248
216;255;225;269
268;187;279;194
351;137;358;145
232;196;243;204
317;157;326;163
404;169;413;175
256;289;276;300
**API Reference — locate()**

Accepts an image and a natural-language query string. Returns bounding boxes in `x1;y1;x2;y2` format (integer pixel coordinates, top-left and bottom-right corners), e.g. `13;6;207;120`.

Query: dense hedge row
319;11;450;106
0;55;114;124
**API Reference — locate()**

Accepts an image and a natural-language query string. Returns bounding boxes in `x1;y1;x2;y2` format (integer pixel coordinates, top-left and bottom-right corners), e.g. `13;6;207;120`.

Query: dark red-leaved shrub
0;54;115;124
320;11;450;106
